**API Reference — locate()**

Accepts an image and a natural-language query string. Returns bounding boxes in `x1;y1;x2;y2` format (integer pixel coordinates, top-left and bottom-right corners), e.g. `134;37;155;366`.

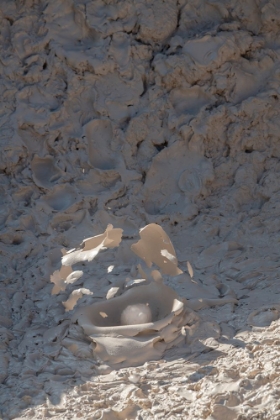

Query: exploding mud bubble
50;223;239;370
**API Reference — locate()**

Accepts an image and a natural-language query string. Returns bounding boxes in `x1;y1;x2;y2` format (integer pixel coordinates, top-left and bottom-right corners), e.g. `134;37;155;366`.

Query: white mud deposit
1;0;280;419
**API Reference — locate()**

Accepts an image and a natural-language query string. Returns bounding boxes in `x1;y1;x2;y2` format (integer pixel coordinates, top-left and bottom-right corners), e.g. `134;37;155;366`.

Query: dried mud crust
16;320;280;419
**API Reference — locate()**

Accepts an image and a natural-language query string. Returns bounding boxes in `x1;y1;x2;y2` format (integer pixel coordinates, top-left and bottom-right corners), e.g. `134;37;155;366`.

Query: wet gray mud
1;0;280;419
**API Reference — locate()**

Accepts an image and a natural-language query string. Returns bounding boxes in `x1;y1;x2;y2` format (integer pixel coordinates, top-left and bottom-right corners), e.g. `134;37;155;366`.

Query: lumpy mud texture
1;0;280;419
